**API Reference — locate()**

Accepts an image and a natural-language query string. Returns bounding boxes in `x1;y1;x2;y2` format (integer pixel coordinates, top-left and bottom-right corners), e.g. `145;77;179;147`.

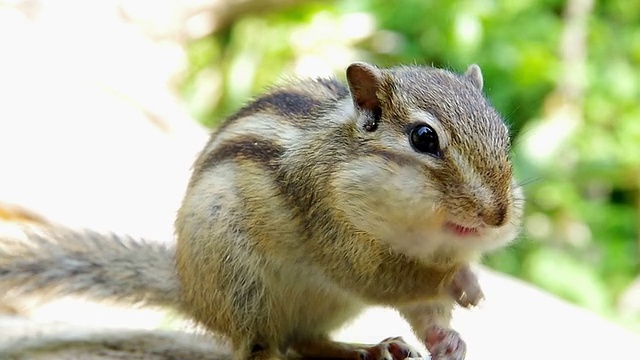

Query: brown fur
175;62;523;360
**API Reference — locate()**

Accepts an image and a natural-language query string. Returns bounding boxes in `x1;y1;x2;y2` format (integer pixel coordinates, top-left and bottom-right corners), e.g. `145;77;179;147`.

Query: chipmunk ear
346;62;383;117
463;64;483;91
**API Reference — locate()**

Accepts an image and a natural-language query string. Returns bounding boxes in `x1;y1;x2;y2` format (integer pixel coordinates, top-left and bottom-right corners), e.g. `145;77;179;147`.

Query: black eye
410;124;441;157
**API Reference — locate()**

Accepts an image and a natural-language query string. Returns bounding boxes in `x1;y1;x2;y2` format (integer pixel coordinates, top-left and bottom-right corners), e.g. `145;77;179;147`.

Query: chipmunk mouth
444;221;480;237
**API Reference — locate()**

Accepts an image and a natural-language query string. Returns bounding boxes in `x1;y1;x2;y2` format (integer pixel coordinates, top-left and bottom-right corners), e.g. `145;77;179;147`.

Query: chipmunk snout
479;203;508;227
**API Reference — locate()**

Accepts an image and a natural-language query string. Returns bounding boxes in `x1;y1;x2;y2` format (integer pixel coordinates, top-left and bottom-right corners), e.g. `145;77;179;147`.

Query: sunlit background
1;0;639;347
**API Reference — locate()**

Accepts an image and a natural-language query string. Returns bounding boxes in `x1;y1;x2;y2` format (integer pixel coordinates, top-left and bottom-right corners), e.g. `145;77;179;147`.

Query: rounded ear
463;64;484;91
346;62;383;116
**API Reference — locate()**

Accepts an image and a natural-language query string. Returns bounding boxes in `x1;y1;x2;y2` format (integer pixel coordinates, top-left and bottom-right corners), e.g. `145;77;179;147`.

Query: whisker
518;176;543;187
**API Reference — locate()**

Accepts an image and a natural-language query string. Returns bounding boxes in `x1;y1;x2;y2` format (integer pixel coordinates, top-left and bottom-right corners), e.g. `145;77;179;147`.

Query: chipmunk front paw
425;327;466;360
448;266;484;308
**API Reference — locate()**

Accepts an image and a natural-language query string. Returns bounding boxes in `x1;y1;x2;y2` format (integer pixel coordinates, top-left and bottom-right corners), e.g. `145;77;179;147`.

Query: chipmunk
0;62;524;360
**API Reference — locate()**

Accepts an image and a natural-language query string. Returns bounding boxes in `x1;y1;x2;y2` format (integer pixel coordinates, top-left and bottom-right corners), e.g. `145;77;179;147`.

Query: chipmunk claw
425;327;466;360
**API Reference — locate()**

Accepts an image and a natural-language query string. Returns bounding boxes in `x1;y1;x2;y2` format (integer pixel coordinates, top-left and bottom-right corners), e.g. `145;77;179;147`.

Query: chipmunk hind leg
282;285;422;360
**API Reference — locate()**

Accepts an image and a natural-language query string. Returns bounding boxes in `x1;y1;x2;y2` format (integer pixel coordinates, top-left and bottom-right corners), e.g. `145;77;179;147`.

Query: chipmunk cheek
331;160;434;232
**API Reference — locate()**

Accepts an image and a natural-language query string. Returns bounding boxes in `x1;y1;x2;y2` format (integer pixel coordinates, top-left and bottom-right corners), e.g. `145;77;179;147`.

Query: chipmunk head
332;62;524;259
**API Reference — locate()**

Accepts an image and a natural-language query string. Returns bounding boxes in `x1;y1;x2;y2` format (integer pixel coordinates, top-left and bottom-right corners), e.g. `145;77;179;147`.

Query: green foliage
177;0;640;332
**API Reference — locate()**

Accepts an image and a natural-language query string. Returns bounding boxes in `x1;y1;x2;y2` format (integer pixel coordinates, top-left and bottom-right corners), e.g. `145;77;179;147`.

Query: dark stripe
224;91;323;127
214;79;349;136
254;91;322;117
316;78;349;98
195;137;284;181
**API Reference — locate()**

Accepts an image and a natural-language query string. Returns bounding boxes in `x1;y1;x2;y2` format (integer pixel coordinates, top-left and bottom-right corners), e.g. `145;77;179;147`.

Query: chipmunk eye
410;124;441;157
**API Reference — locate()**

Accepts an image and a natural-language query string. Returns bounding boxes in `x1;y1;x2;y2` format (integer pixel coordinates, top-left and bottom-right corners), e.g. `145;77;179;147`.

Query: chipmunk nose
480;204;508;227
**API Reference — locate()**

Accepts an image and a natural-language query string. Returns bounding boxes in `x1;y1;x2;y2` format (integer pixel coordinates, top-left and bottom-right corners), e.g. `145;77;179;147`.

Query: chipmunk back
0;62;524;360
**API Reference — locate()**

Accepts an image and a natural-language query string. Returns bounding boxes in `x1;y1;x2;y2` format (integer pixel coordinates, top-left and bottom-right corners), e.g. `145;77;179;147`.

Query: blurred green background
177;0;640;333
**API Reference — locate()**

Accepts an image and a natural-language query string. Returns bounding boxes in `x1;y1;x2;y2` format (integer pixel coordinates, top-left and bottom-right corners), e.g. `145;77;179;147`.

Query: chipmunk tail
0;224;181;310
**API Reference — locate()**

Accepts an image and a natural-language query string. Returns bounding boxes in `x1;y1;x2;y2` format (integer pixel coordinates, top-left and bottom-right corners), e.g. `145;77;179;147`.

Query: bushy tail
0;224;181;309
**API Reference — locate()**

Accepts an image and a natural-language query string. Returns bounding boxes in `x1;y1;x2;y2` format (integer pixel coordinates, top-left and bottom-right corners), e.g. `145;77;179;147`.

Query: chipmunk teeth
444;222;479;236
